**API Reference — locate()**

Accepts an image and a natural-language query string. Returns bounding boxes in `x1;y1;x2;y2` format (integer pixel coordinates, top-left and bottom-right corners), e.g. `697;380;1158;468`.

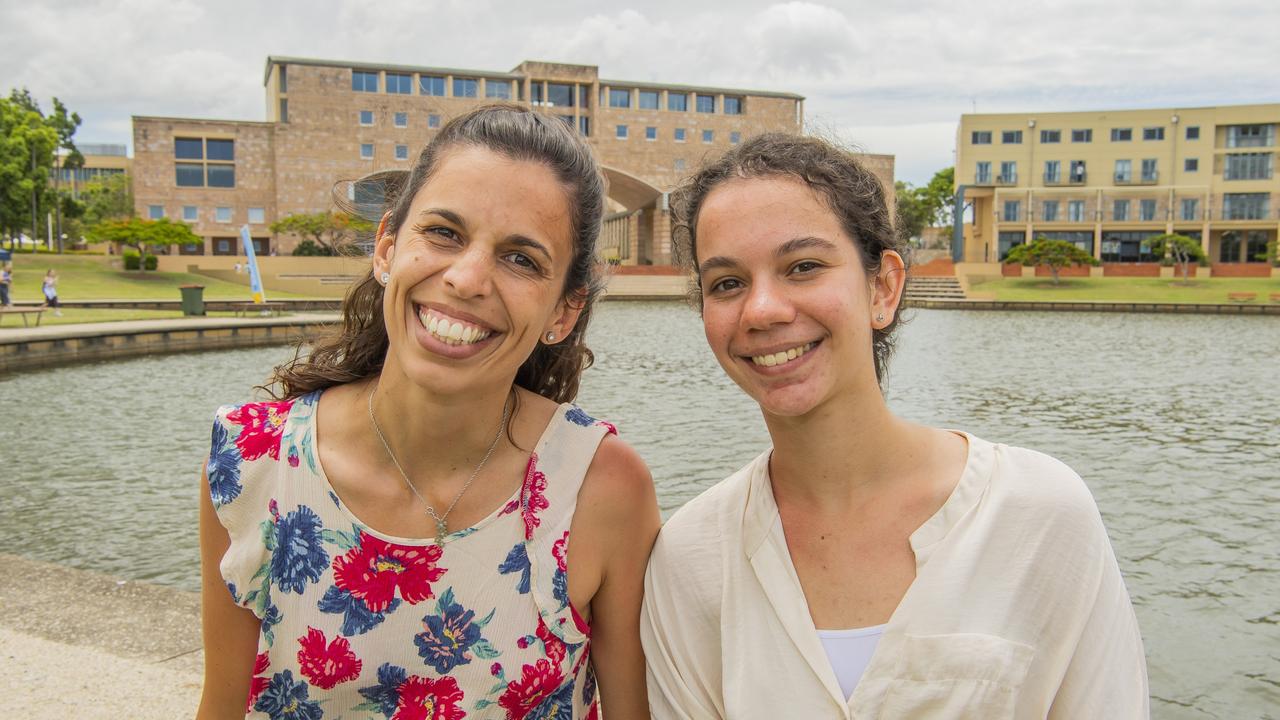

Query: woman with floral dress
198;105;660;720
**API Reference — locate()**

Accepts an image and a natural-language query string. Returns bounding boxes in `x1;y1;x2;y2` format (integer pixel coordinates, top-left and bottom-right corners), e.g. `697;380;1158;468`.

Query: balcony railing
1043;173;1063;185
1068;172;1087;184
1114;174;1133;184
996;173;1018;185
975;174;993;185
1139;172;1159;184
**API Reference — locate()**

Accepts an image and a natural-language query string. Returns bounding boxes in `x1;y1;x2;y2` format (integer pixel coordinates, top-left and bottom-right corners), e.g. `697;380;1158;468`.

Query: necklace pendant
435;520;448;545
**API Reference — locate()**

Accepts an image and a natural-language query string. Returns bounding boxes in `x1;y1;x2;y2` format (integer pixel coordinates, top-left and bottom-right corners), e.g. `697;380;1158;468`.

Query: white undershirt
817;624;886;701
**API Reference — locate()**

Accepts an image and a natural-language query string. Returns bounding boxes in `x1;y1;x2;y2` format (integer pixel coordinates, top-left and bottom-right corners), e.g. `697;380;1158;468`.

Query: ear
870;250;906;329
543;288;588;344
371;213;396;280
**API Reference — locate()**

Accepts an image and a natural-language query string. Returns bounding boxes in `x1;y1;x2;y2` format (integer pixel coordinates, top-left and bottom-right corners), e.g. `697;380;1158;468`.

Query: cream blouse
641;433;1149;719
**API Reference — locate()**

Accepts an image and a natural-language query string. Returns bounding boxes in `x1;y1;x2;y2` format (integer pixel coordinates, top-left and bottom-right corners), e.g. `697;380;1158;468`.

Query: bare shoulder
579;433;657;522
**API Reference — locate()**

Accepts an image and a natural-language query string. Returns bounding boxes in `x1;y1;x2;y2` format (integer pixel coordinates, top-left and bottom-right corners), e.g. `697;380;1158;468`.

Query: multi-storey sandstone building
133;57;817;263
955;103;1279;275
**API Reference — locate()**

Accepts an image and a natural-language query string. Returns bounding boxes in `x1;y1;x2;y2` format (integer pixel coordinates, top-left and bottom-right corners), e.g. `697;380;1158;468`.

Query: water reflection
1;305;1276;717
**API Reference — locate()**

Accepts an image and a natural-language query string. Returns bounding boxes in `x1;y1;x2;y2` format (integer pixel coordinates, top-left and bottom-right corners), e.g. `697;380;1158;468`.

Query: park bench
1227;292;1257;303
233;301;287;317
0;307;46;327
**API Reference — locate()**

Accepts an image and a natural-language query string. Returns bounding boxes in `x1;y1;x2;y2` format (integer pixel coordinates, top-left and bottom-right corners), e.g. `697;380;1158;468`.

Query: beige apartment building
133;56;812;262
955;103;1279;276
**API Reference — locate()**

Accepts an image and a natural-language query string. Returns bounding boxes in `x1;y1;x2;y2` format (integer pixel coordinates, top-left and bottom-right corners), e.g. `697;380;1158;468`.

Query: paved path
0;313;340;345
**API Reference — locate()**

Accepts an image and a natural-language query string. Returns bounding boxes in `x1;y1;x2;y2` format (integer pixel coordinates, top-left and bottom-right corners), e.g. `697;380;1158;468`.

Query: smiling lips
416;306;494;346
749;341;816;367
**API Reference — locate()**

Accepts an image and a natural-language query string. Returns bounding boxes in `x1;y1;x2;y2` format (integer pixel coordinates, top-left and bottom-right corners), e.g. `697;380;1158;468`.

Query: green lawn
0;308;256;328
2;253;313;302
967;276;1280;304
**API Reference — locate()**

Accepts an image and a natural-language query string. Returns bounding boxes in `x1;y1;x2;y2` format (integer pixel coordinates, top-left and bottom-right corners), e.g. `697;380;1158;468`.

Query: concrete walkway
0;554;202;718
0;313;339;345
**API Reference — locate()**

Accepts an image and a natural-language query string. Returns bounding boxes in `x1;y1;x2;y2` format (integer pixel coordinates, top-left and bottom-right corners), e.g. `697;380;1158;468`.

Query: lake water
2;304;1276;718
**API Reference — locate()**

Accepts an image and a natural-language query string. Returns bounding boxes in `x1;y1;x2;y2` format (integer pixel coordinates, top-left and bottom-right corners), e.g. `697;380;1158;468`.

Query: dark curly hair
670;133;910;385
270;104;607;403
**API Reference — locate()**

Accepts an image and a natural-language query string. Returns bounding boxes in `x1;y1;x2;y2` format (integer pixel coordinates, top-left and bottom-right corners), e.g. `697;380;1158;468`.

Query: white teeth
751;342;815;367
416;308;492;346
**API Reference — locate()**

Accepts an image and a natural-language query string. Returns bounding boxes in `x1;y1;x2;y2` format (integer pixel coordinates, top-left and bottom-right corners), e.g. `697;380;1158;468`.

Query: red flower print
585;702;599;720
501;453;550;541
333;533;446;612
297;626;362;690
595;420;618;435
245;651;270;711
551;531;569;573
393;675;467;720
498;658;565;719
226;400;293;462
536;617;567;665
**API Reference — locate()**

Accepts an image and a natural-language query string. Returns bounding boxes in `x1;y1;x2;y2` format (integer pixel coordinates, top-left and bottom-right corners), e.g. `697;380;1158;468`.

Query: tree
894;181;931;242
1146;233;1206;284
921;166;956;239
270;211;373;256
893;167;955;247
81;173;134;226
85;217;201;271
0;89;82;250
1005;236;1099;285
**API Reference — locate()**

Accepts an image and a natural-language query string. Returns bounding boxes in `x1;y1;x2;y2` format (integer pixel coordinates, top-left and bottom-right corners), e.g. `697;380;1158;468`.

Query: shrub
123;252;158;271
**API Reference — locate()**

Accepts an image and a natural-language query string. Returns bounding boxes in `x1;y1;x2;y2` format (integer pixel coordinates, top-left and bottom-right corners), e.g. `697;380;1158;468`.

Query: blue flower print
318;585;401;636
207;420;243;507
270;505;329;594
582;662;597;705
415;587;484;673
356;662;408;718
564;407;596;427
553;567;569;610
254;669;323;720
528;679;576;720
225;582;239;603
261;602;282;646
499;542;531;594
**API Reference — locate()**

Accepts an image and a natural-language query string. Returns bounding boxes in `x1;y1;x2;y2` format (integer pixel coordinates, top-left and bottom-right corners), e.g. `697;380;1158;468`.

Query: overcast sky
2;0;1276;185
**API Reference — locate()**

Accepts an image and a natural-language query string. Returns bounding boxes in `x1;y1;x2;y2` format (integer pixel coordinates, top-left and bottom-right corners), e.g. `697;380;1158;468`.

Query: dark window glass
395;145;408;160
578;116;590;136
609;88;631;108
1111;128;1132;141
1184;158;1198;172
696;94;715;113
731;131;741;144
174;138;203;159
998;231;1025;260
278;65;287;93
531;83;544;103
175;163;204;187
1071;129;1092;143
547;83;574;107
674;128;686;141
485;81;511;99
724;97;743;115
702;129;714;143
1040;129;1061;143
616;125;628;139
1245;230;1269;263
1001;130;1022;144
579;85;589;108
453;78;478;97
206;164;235;188
352;71;378;92
971;131;992;144
386;73;411;94
668;92;688;111
420;75;445;96
1185;126;1200;140
639;90;659;109
206;139;234;161
1143;127;1165;141
645;126;657;140
279;98;288;123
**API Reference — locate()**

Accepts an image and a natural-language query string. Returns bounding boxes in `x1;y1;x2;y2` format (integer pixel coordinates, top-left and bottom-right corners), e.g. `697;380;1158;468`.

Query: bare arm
197;465;262;719
570;435;661;720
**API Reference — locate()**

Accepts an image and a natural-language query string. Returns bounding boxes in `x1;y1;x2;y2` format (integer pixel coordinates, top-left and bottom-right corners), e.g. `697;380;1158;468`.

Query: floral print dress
207;390;617;720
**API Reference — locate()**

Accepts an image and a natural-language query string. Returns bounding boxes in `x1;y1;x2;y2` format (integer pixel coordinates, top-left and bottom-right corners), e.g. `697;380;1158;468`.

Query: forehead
695;176;848;261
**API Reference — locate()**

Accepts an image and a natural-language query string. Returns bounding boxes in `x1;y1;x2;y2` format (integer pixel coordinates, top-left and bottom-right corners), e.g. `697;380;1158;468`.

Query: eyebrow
419;208;553;263
506;235;553;263
418;207;466;229
697;235;838;276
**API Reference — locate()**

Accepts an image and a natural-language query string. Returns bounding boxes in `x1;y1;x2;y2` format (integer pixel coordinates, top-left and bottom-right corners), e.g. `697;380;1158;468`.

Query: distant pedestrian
0;263;12;306
233;261;242;274
42;269;62;317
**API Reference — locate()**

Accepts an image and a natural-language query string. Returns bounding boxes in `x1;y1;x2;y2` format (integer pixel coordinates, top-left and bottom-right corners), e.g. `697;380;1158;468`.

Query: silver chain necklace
367;386;511;544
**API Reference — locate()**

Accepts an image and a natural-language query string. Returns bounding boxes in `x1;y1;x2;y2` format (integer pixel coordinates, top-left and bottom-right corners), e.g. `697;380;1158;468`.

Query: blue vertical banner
240;225;266;304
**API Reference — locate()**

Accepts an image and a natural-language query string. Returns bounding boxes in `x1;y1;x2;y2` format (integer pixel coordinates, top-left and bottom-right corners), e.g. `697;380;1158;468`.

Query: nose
740;277;794;331
442;245;493;299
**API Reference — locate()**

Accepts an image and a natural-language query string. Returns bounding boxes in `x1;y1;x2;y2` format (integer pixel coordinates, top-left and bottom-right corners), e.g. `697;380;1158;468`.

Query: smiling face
371;145;581;397
696;175;901;418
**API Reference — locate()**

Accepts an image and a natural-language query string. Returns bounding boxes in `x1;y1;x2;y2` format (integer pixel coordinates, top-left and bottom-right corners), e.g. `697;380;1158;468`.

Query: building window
971;131;992;144
207;165;235;188
1224;153;1274;180
215;206;232;223
578;85;590;108
176;163;204;187
703;129;714;143
674;128;686;142
486;80;511;100
1185;158;1198;172
453;77;478;97
175;137;203;159
531;83;544;104
1071;129;1092;143
1002;200;1021;222
1185;126;1200;140
1101;231;1157;262
352;70;378;92
1139;199;1157;221
248;207;265;224
998;231;1025;260
359;110;374;126
1228;125;1276;150
148;205;164;219
1069;160;1087;183
674;158;686;171
278;64;287;93
1067;200;1086;222
639;90;659;109
1111;127;1132;142
1143;127;1165;141
730;131;741;145
1042;200;1059;222
182;205;198;222
609;88;632;108
557;115;574;130
1044;160;1061;184
1114;159;1132;183
998;161;1017;184
668;92;688;111
395;144;409;160
616;124;628;139
205;139;233;161
1141;159;1158;182
214;238;234;255
975;161;991;184
547;83;574;107
428;114;440;129
1040;129;1061;143
696;94;715;113
724;96;743;115
394;112;408;128
1113;199;1130;221
645;126;657;141
360;143;374;159
1001;130;1022;144
578;116;590;136
1245;230;1269;263
420;75;445;96
1181;198;1199;221
279;98;288;123
386;73;411;94
1222;193;1269;220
